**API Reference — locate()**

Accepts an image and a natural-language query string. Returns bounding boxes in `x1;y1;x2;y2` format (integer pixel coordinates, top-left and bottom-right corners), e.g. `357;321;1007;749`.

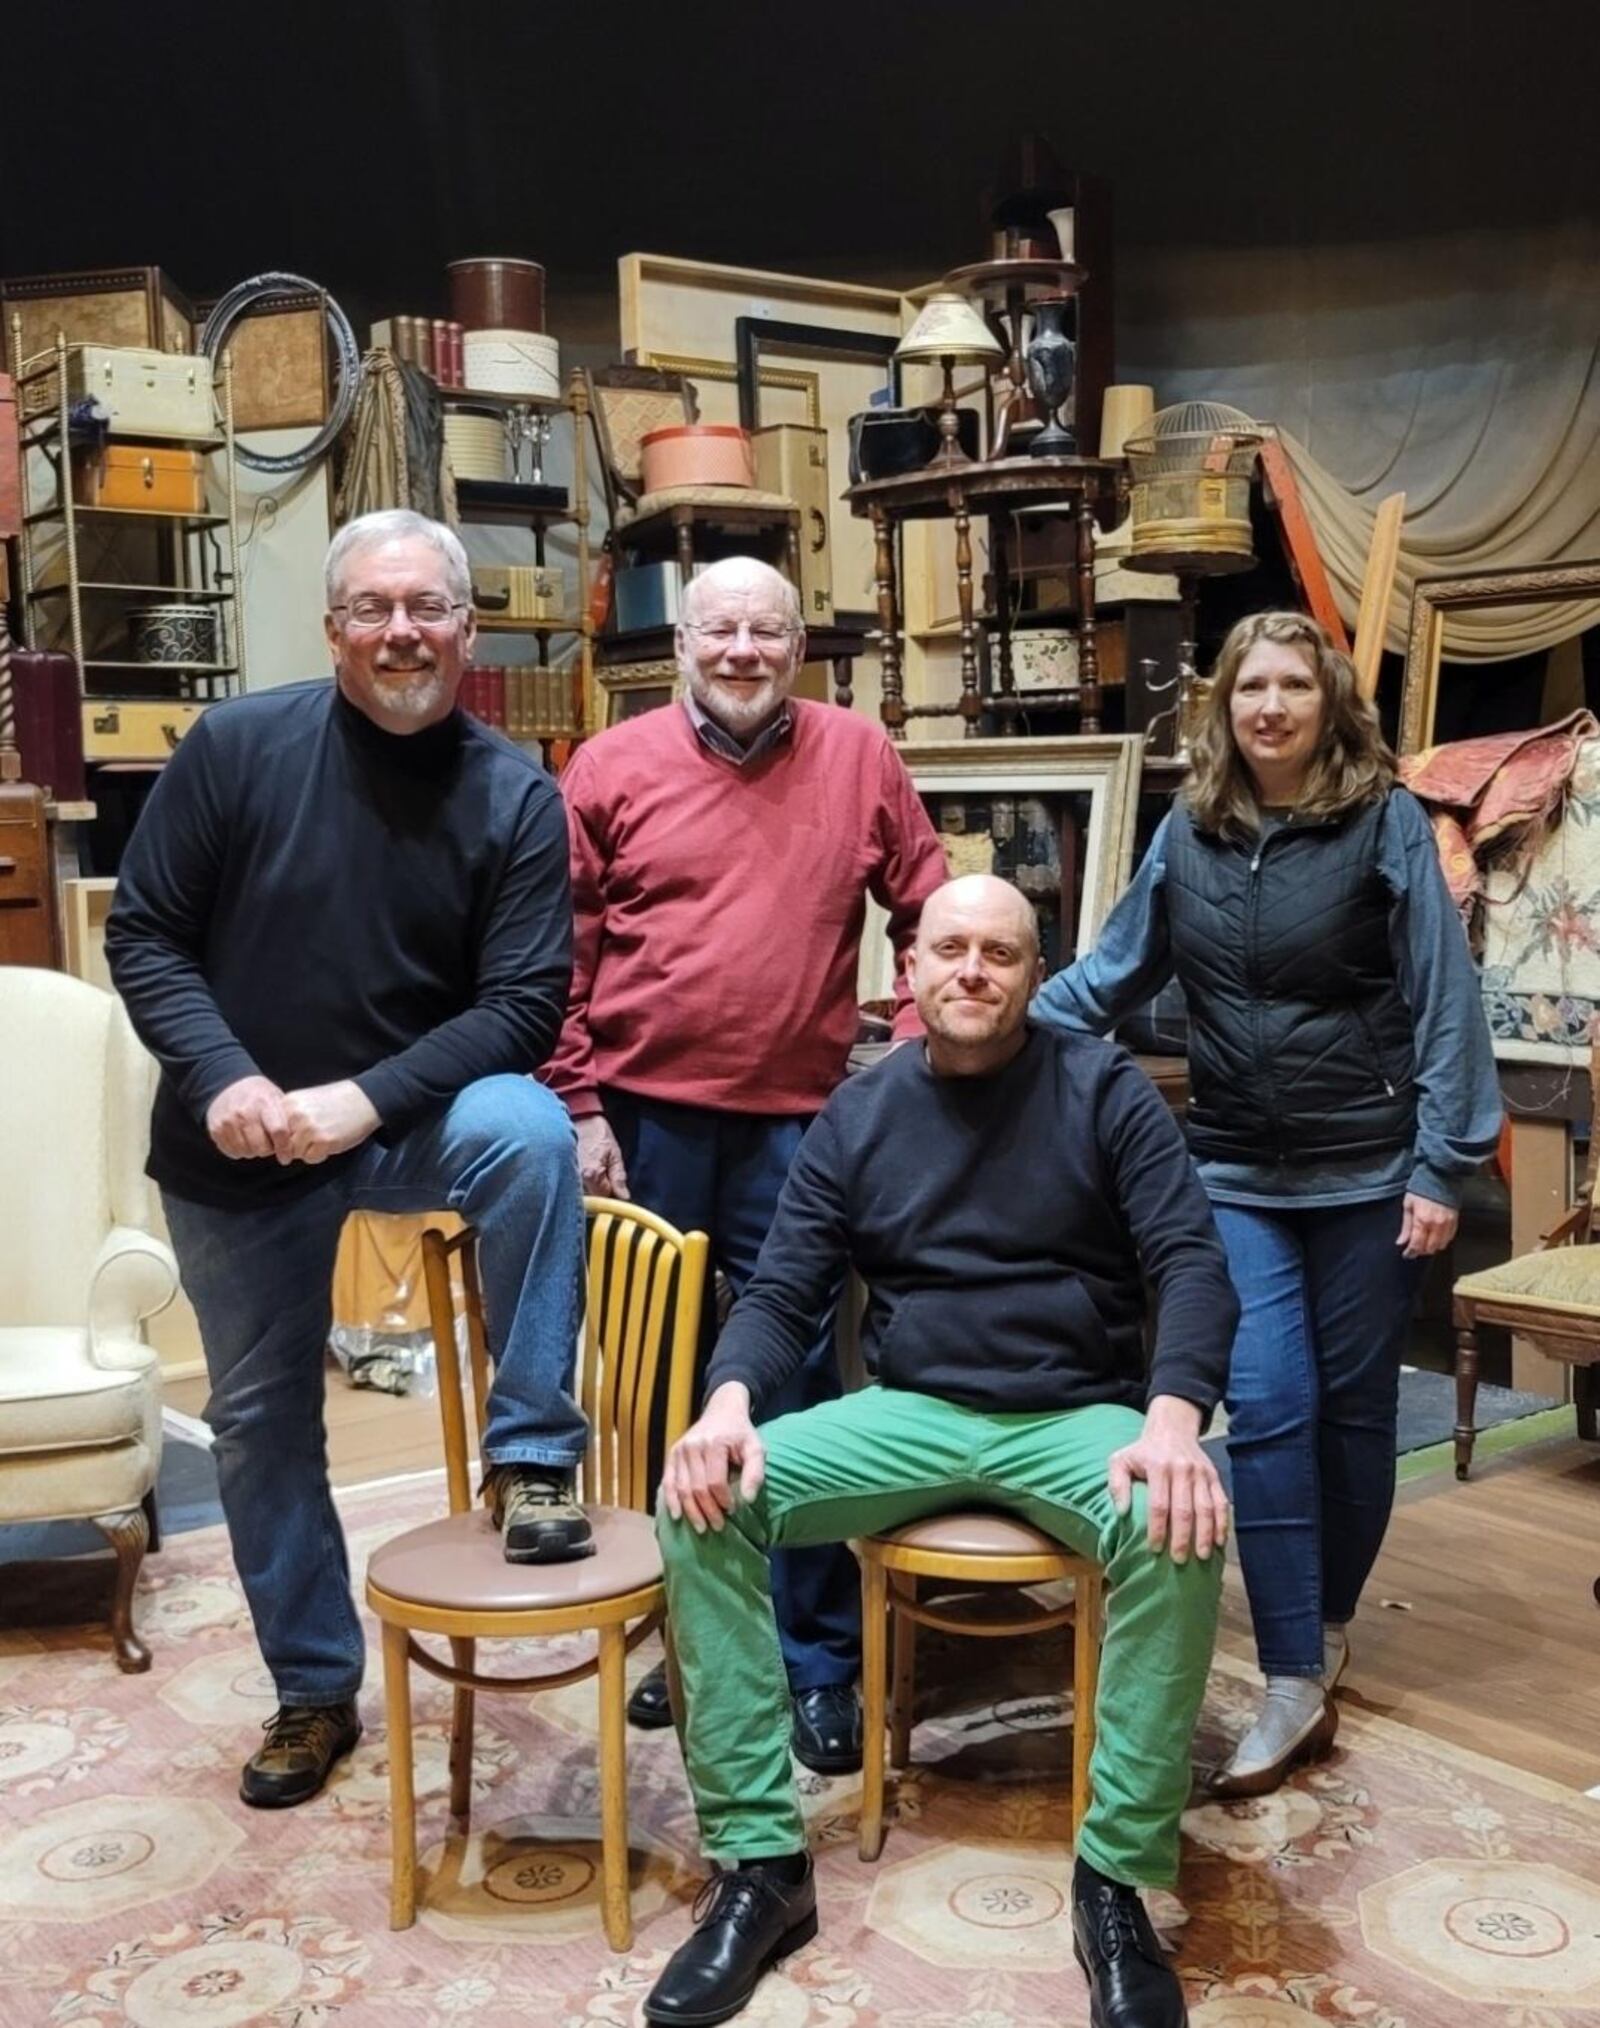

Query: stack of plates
463;330;561;399
443;409;508;482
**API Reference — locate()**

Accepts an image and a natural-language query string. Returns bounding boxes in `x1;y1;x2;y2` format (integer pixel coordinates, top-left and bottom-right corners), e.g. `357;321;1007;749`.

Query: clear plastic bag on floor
328;1323;437;1397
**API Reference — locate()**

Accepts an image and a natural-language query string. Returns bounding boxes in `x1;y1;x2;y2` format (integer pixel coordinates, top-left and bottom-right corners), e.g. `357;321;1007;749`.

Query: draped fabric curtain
1121;222;1600;660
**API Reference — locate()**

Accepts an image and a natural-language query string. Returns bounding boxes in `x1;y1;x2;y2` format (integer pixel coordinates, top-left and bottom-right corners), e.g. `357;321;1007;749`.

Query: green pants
658;1386;1221;1888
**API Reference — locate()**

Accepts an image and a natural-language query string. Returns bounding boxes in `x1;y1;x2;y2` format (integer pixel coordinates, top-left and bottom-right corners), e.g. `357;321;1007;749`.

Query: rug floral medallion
2;1476;1598;2027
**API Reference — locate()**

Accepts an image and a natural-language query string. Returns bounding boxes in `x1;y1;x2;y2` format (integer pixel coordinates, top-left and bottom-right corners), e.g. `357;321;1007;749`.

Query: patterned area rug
3;1474;1599;2028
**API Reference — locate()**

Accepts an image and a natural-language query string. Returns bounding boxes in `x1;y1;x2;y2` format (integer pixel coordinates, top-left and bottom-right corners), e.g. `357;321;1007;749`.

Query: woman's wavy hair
1183;610;1396;839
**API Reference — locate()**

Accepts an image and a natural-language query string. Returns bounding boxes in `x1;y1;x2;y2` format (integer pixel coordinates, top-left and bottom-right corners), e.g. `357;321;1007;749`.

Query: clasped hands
205;1074;380;1166
663;1384;1229;1563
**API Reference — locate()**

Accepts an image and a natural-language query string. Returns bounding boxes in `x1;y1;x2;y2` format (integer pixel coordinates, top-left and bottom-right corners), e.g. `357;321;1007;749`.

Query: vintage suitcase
81;699;206;762
65;345;215;441
11;649;85;802
3;266;195;376
72;444;206;515
0;782;56;966
754;423;834;624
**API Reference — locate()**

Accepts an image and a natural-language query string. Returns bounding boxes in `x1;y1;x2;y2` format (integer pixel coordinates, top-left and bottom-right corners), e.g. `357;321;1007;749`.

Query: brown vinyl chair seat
367;1506;661;1615
872;1509;1064;1559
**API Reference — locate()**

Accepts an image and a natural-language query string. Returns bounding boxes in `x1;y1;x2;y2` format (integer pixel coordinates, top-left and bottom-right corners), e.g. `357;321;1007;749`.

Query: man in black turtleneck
643;875;1237;2028
106;509;587;1811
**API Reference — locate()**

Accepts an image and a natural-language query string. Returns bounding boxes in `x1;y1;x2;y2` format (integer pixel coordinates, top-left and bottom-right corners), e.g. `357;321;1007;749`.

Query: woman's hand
1398;1192;1458;1258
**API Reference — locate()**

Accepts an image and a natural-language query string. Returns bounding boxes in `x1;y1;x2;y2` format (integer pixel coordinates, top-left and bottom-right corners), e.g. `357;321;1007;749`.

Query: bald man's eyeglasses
683;621;798;651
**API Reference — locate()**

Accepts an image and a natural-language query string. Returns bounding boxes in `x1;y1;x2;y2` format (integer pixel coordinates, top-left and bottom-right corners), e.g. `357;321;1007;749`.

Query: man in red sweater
547;555;947;1770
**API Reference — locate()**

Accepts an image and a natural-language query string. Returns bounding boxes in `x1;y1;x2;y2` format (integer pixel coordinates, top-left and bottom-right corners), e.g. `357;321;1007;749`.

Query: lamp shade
896;292;1004;365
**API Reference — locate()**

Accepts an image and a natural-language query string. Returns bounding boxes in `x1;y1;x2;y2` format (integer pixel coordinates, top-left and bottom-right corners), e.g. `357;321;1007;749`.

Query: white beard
372;667;451;721
688;669;789;736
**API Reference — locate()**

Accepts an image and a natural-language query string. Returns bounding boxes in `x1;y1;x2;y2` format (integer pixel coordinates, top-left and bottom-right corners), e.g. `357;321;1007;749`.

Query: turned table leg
93;1505;151;1673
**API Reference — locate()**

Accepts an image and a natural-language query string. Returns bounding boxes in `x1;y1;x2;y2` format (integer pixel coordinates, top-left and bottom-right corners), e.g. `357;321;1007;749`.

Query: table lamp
895;292;1003;470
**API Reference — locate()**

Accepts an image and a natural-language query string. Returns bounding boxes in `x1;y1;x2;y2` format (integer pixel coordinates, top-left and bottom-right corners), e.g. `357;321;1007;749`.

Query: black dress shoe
240;1700;362;1809
628;1660;675;1729
791;1683;862;1775
1071;1863;1187;2027
643;1855;817;2026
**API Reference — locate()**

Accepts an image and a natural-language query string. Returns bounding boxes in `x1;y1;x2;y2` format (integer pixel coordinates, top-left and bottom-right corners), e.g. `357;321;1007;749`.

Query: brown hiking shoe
240;1700;362;1809
486;1464;594;1563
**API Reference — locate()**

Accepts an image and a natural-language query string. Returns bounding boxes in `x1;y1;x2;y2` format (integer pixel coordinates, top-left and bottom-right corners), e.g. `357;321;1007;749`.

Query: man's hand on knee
662;1382;765;1533
275;1080;381;1165
576;1114;630;1198
1107;1394;1230;1564
205;1074;290;1160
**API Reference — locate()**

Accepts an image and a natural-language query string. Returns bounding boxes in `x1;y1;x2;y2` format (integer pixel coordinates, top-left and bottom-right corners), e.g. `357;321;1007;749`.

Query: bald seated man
642;876;1239;2028
546;555;947;1768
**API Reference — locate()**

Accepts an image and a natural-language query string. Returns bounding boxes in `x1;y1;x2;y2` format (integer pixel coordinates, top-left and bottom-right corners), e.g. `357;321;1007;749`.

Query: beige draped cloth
1122;222;1600;660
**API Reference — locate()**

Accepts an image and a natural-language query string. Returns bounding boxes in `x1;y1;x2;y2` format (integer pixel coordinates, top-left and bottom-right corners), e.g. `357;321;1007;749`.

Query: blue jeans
164;1074;586;1706
602;1087;862;1693
1213;1196;1424;1678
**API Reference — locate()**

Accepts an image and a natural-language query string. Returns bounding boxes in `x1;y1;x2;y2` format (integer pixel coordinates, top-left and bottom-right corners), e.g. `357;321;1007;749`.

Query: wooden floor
165;1366;1600;1794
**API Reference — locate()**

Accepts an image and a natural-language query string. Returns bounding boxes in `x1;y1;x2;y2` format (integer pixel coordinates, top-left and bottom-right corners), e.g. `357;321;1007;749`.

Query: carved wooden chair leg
447;1636;476;1823
1453;1319;1480;1480
93;1505;151;1673
141;1487;163;1554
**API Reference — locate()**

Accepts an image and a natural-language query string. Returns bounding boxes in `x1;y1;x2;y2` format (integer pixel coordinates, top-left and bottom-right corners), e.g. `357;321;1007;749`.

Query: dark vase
1024;297;1077;457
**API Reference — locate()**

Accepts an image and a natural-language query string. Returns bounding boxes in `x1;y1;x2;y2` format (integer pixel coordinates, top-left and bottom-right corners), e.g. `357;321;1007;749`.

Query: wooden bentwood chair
365;1199;708;1946
854;1515;1105;1861
1452;1030;1600;1480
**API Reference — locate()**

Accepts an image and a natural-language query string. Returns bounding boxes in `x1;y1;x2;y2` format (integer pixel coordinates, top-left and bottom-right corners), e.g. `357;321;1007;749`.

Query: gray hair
680;556;801;629
324;510;472;609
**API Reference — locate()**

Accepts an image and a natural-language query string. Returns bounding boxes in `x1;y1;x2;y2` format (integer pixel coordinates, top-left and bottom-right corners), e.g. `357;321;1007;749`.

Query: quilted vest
1163;794;1416;1164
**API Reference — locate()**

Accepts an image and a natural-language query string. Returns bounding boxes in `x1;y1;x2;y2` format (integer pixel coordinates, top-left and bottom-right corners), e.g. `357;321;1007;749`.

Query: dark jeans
602;1086;862;1693
164;1075;586;1707
1213;1194;1425;1677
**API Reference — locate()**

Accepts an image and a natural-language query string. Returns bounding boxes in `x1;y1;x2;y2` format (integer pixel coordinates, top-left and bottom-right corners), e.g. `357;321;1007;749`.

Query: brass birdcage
1124;399;1265;570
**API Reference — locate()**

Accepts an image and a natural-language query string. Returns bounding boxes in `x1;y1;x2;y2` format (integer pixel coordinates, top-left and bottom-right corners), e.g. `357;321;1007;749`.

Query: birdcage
1124;400;1265;569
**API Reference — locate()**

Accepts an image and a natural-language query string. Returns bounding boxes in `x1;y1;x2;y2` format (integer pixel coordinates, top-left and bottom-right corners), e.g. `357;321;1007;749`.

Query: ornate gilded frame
597;658;679;730
1398;560;1600;754
904;734;1145;953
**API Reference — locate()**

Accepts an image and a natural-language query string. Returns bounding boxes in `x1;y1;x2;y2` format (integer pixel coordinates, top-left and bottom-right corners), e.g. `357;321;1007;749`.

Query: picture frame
856;733;1144;1002
732;317;902;433
1397;559;1600;754
639;352;822;429
597;658;679;731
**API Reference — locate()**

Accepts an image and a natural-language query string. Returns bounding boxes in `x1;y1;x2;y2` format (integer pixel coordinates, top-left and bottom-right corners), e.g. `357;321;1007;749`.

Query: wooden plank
1258;438;1350;651
1352;491;1405;699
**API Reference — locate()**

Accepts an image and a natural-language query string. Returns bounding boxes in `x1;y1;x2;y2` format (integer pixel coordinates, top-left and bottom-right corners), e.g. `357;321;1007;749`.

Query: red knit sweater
546;699;948;1117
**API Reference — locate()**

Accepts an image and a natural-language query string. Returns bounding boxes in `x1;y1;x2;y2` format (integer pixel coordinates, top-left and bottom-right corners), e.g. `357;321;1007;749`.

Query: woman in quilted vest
1034;611;1501;1795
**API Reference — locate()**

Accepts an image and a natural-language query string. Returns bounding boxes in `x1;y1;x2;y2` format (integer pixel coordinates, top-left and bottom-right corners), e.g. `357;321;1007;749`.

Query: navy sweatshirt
105;679;572;1207
706;1024;1238;1418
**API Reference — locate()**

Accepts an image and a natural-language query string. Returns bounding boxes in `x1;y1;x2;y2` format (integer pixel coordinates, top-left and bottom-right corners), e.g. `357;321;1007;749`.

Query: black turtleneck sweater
706;1025;1238;1418
105;678;572;1207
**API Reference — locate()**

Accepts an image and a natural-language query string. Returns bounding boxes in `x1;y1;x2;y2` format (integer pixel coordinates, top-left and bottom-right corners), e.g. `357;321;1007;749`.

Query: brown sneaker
239;1700;362;1809
486;1465;594;1564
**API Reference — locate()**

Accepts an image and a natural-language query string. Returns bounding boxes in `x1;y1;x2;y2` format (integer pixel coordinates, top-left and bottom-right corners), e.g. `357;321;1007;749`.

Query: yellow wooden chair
365;1198;708;1945
855;1514;1104;1862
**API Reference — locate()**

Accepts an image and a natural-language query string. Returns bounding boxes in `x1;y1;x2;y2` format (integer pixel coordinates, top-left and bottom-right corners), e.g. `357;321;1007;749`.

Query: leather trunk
72;445;206;515
65;345;215;442
11;649;85;802
0;782;56;966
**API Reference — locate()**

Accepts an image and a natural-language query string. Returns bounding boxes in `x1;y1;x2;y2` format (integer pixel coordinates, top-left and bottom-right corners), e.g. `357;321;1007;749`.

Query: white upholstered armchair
0;968;179;1671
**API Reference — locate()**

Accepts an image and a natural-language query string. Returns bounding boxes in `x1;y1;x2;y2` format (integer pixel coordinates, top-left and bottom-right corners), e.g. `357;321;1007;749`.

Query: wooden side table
845;454;1124;739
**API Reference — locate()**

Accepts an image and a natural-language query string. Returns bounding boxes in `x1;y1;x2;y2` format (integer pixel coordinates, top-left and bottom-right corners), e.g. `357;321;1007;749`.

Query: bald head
908;876;1044;1075
681;556;800;629
676;555;805;740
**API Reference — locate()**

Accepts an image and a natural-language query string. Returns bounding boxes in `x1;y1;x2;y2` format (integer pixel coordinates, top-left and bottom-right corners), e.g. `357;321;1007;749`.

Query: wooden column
953;493;982;737
871;506;905;739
